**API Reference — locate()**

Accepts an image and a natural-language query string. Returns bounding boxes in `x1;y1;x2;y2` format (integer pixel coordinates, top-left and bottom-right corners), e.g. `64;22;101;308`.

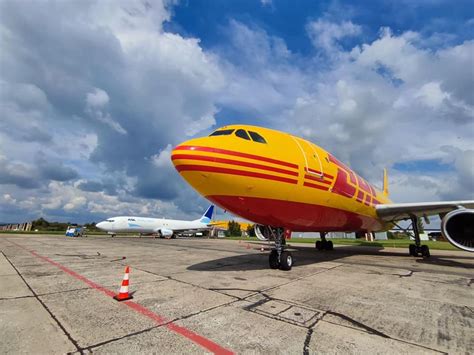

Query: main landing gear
315;232;333;251
408;215;430;258
266;227;293;271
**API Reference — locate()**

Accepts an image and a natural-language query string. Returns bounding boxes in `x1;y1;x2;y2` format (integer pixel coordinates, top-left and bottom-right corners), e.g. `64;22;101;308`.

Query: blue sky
0;0;473;223
169;0;473;53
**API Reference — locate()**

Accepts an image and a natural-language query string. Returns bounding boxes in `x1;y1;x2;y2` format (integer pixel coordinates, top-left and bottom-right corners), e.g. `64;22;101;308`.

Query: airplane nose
96;221;106;230
171;138;214;193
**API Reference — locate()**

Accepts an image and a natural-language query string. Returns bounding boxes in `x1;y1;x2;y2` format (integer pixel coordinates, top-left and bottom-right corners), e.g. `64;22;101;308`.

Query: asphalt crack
130;264;244;301
79;325;159;353
81;299;240;352
323;312;448;354
325;310;390;338
0;295;35;301
302;327;314;355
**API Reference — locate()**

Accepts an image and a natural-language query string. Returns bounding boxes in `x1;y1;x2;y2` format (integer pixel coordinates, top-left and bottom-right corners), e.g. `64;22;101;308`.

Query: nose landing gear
266;227;294;271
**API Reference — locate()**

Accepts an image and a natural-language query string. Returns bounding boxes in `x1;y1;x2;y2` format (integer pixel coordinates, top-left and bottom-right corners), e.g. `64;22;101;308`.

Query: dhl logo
327;154;381;207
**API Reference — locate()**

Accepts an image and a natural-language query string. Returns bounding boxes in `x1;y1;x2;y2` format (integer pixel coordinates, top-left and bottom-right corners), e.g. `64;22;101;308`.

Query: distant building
0;221;32;231
291;232;356;239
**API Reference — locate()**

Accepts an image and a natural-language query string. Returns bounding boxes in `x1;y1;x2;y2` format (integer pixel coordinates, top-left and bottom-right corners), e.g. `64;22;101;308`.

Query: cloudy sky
0;0;473;224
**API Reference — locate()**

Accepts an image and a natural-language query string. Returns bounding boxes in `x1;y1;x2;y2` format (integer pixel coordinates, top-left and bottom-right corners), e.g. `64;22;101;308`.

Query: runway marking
8;240;234;355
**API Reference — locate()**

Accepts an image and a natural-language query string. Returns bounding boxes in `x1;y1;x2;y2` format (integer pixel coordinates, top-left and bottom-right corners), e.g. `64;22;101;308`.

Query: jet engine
158;228;174;237
255;224;274;241
441;209;474;252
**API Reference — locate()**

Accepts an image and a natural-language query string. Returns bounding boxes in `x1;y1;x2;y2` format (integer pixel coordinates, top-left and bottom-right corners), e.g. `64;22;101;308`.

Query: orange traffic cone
114;266;133;301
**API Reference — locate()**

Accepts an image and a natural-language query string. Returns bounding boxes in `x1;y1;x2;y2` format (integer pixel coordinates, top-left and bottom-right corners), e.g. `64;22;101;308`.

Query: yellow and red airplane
171;125;474;270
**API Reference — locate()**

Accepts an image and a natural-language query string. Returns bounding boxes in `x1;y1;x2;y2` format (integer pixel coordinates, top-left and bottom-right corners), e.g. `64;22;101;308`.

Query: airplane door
292;137;324;177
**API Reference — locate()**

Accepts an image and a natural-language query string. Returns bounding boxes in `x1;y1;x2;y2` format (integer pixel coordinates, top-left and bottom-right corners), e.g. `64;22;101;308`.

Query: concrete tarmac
0;234;472;354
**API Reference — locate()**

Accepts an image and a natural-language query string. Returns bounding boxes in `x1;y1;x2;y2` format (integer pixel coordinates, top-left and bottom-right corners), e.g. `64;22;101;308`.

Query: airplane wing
375;200;474;222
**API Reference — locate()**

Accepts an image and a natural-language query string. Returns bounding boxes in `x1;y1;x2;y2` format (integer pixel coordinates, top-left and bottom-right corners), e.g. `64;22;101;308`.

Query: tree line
31;218;100;232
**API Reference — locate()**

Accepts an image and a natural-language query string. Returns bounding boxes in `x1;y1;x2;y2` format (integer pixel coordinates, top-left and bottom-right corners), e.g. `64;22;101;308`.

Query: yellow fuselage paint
172;125;392;232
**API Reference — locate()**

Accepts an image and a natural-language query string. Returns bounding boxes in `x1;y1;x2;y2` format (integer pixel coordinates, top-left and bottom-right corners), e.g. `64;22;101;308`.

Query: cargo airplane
96;205;214;238
171;125;473;270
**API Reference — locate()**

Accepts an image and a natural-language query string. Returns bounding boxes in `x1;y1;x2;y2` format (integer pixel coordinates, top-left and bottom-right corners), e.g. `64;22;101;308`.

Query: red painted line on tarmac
8;240;234;355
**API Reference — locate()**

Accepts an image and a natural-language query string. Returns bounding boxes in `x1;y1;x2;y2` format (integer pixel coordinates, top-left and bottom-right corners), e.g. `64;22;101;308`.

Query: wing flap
376;200;474;221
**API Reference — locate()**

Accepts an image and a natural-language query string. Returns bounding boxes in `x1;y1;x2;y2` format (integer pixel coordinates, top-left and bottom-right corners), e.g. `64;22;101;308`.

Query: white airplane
96;205;214;238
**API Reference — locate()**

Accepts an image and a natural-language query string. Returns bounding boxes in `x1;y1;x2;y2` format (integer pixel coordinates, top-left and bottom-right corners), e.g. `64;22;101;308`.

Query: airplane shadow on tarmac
187;243;474;272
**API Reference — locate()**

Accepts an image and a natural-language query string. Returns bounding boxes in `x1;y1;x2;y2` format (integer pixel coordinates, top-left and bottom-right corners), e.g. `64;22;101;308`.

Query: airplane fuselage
172;125;392;233
96;216;209;234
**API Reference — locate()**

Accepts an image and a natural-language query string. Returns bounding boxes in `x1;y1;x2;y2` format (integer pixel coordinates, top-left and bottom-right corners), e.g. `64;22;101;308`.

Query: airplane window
209;129;235;136
128;218;135;221
107;219;115;222
235;129;251;140
248;131;267;144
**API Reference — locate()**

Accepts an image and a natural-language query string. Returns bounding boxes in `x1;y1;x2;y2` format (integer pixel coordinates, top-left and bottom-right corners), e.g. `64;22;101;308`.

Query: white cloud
85;87;127;134
307;19;361;53
151;144;173;168
86;88;109;108
0;0;225;219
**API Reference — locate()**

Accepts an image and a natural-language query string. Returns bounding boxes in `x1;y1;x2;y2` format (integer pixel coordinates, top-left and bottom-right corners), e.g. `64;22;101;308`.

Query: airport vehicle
171;125;473;270
65;226;86;237
96;205;214;238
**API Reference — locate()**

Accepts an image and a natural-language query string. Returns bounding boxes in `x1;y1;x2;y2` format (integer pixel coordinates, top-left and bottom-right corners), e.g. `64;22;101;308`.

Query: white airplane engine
441;209;474;252
159;228;174;238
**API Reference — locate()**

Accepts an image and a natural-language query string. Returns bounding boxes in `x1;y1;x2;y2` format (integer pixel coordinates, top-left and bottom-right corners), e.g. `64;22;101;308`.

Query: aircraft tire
269;250;280;269
409;244;417;256
315;241;323;251
325;241;334;250
421;245;430;258
279;251;293;271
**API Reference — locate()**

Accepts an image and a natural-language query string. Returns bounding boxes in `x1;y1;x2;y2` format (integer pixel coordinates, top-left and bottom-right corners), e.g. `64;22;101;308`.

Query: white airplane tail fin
196;205;214;224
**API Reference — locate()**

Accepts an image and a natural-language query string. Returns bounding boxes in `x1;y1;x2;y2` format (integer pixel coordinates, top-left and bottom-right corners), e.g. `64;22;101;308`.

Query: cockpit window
106;219;115;222
209;129;235;136
128;218;135;221
248;131;267;144
235;129;251;140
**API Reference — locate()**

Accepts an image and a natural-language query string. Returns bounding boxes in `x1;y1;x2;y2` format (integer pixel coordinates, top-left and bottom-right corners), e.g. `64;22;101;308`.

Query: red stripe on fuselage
171;154;298;177
303;182;330;191
175;164;298;185
304;174;332;185
174;145;298;169
304;167;334;179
